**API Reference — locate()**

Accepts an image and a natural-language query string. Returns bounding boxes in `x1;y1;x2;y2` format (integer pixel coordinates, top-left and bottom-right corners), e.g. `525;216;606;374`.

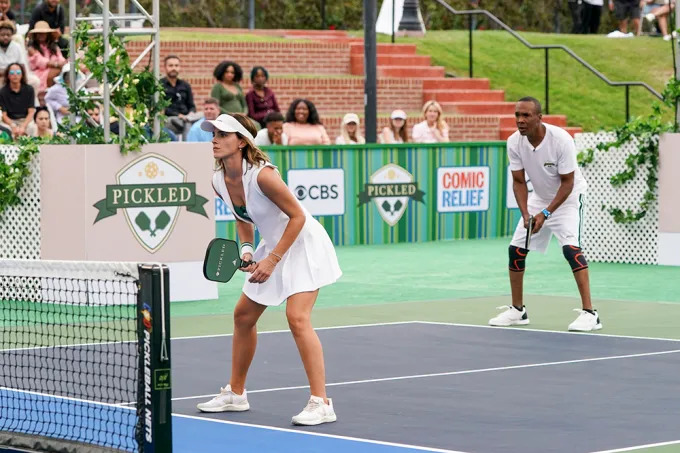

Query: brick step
125;41;352;75
377;66;446;78
350;43;417;55
422;78;490;90
498;114;567;128
350;54;432;75
185;76;423;114
283;30;350;37
500;126;582;140
423;89;505;103
441;102;517;115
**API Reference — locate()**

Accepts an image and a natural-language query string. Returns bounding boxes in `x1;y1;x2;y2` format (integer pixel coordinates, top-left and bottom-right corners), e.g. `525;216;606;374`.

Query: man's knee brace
509;245;529;272
563;245;588;272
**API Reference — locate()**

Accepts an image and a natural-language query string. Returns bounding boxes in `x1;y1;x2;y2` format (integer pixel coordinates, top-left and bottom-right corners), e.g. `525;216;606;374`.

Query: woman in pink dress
26;21;65;92
282;98;331;146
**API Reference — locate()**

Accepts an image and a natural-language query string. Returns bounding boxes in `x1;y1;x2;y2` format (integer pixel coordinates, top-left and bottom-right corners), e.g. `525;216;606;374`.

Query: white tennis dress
212;160;342;306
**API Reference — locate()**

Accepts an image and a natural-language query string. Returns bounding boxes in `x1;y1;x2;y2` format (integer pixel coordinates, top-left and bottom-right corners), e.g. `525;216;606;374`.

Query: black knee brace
509;245;529;272
563;245;588;272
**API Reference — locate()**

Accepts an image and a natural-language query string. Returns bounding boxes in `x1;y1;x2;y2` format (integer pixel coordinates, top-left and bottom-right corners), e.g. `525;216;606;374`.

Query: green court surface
171;237;680;340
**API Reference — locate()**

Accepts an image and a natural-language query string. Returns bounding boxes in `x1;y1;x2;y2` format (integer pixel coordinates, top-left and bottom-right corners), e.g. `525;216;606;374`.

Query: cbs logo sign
287;169;345;216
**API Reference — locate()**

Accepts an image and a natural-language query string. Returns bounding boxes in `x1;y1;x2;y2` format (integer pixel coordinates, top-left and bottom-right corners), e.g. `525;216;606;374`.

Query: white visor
200;114;255;141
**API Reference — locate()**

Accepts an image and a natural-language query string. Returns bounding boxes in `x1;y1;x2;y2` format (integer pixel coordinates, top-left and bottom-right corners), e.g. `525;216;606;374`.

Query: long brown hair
391;118;408;143
215;113;271;173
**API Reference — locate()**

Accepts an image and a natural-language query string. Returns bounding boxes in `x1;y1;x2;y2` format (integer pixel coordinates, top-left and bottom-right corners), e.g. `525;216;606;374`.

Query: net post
137;264;172;453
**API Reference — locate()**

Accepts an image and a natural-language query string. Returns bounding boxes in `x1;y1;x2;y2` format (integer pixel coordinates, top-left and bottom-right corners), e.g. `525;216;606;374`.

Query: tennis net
0;260;172;453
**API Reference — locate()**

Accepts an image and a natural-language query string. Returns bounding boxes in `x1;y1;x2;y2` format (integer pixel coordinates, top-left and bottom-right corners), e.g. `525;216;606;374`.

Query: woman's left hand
248;257;277;284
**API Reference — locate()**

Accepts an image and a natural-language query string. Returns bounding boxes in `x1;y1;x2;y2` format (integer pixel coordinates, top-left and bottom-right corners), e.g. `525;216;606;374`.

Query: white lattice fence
576;132;658;264
0;145;41;260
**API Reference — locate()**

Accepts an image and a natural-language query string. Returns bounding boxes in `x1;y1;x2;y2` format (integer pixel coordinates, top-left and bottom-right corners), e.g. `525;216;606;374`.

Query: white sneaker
646;12;656;22
488;305;530;327
196;385;250;413
568;309;603;332
291;395;337;426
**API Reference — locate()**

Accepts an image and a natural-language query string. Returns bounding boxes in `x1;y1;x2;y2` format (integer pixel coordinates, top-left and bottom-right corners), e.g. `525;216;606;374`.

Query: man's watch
541;208;552;219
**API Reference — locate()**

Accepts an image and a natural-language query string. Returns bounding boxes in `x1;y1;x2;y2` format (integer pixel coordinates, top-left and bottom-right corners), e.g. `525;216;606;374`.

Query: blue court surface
169;322;680;453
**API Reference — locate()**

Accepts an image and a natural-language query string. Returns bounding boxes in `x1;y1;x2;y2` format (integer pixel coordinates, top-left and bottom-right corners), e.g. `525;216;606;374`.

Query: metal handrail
433;0;663;122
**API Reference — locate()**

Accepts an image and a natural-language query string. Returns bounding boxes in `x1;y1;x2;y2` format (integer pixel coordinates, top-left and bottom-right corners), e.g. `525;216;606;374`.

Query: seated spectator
335;113;365;145
254;111;288;146
28;0;68;56
0;63;35;138
86;105;100;128
31;105;52;138
44;63;70;125
282;98;330;146
211;61;246;115
643;0;676;40
0;21;21;75
412;100;449;143
27;20;65;91
246;66;280;128
379;109;408;144
0;0;16;23
161;55;200;140
186;98;220;142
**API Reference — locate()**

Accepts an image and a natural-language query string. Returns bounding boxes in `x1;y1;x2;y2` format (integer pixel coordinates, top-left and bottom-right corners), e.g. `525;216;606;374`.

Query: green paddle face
203;238;248;283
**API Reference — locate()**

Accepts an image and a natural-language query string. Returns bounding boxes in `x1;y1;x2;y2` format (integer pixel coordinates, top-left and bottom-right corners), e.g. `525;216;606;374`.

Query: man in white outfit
489;96;602;332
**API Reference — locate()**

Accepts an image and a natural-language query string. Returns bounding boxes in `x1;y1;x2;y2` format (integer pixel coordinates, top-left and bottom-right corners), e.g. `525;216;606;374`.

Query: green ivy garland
0;22;170;217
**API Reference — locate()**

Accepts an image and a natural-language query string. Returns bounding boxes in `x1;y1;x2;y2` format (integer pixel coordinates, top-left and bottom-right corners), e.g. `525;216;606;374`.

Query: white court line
0;321;419;353
0;386;134;411
415;321;680;343
173;413;469;453
589;439;680;452
170;348;680;402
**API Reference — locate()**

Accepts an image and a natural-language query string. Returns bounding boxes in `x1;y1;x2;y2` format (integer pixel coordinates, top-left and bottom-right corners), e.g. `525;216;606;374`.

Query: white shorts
510;193;586;253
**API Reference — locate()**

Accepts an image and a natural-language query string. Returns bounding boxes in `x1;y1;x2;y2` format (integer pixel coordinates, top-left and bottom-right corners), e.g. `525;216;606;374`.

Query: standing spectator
161;55;198;140
0;0;15;23
608;0;641;34
335;113;365;145
412;100;449;143
378;109;408;144
581;0;603;33
245;66;280;128
28;0;67;56
568;0;584;33
0;20;25;78
186;98;220;142
211;61;246;115
31;105;53;138
282;98;330;146
44;63;70;125
27;21;65;91
254;111;288;146
0;63;35;138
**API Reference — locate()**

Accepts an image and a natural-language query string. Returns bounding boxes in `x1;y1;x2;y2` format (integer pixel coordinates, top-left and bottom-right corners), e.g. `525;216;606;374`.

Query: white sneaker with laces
196;385;250;413
568;309;602;332
488;305;530;327
291;395;337;426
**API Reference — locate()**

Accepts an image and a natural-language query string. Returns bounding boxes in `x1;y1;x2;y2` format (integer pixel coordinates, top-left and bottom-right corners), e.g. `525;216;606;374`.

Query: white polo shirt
507;123;587;203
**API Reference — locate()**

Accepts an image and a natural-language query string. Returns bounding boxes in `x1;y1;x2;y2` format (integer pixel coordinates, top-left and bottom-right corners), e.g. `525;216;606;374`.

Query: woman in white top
335;112;365;145
197;113;342;426
412;100;450;144
378;109;408;144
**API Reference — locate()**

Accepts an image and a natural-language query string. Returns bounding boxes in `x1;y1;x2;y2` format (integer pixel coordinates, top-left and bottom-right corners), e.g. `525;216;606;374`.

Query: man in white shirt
489;96;601;332
0;21;26;83
254;111;288;146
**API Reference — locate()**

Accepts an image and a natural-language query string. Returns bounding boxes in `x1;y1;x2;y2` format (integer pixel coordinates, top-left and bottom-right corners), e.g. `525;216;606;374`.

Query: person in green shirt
211;61;247;115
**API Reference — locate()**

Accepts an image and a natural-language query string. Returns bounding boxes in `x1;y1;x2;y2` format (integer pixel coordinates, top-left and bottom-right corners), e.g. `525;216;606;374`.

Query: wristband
541;208;551;219
240;242;254;256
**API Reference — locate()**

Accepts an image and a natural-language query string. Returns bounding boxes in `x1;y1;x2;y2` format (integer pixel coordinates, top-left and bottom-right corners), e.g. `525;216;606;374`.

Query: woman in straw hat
27;20;65;91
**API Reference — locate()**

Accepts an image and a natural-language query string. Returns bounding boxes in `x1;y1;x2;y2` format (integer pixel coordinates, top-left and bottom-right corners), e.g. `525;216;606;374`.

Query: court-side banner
437;166;489;213
287;168;345;216
215;197;235;221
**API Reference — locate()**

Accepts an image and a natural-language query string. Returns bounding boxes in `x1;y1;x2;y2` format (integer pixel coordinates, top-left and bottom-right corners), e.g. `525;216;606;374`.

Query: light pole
398;0;423;33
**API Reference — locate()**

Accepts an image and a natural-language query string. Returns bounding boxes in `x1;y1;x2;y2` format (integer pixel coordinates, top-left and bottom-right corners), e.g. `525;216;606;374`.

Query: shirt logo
543;162;556;168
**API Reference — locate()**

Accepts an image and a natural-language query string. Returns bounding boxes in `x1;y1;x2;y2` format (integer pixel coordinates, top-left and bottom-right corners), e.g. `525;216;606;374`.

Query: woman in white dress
196;113;342;426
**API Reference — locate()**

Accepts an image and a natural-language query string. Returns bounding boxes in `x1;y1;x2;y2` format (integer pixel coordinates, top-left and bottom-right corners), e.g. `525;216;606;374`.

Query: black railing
433;0;663;122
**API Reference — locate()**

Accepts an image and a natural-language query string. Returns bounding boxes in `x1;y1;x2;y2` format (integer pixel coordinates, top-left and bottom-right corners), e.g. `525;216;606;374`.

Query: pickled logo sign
357;164;425;226
93;153;209;253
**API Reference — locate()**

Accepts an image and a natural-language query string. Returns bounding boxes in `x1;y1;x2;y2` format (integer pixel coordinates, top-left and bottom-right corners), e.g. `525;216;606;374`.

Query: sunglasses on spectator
9;69;21;75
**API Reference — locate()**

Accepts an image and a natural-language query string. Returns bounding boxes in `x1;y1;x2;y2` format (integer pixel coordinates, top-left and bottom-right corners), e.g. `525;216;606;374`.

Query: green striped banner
216;142;522;245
